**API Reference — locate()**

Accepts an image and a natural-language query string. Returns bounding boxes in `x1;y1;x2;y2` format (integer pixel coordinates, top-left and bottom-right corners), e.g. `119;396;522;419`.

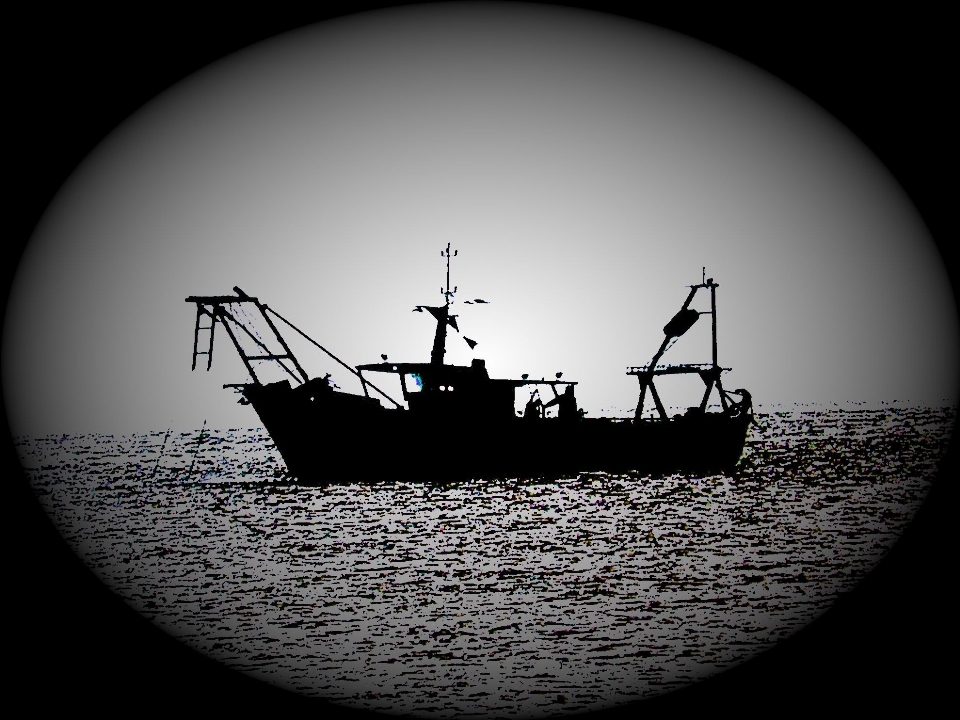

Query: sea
16;405;955;718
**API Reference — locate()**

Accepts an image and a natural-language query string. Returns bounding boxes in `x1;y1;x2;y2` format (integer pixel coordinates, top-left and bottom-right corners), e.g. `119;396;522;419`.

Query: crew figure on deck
524;391;543;420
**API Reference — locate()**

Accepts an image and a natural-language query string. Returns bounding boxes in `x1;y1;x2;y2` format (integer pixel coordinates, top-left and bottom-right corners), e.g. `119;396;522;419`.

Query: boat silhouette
186;245;752;482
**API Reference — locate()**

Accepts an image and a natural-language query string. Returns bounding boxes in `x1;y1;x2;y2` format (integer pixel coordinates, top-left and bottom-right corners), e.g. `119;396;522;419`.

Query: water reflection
19;406;953;718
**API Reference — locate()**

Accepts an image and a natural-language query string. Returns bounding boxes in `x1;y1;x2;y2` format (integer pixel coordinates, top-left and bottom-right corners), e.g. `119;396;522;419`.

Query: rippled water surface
19;406;953;718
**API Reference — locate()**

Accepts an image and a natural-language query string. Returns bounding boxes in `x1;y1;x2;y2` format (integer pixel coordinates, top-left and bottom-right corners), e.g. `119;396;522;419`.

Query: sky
4;2;958;436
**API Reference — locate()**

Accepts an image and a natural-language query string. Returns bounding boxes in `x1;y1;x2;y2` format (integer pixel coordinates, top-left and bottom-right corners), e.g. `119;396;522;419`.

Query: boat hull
241;383;752;484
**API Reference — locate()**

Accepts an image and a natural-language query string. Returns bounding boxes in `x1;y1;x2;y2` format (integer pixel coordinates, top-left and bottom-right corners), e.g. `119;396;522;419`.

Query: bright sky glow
3;4;957;435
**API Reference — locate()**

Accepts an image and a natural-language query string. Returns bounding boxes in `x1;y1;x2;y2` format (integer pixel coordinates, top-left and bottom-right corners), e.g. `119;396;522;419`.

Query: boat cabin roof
356;360;577;388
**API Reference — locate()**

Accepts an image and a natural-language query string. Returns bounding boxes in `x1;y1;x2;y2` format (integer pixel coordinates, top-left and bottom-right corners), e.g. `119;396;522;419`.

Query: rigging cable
265;306;403;408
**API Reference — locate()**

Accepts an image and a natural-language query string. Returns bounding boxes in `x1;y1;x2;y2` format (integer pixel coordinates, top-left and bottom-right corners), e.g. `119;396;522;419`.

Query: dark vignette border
6;3;955;716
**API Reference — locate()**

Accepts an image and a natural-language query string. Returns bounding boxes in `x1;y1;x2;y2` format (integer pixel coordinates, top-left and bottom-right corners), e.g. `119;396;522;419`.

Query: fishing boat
186;245;752;482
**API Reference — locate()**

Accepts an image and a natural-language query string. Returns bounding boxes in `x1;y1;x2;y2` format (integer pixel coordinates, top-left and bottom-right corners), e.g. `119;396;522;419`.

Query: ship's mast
629;270;726;419
443;242;457;307
430;243;457;365
710;275;718;368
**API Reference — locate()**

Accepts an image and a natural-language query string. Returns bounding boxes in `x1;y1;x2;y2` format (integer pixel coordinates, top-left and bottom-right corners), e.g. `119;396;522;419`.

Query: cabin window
406;373;423;393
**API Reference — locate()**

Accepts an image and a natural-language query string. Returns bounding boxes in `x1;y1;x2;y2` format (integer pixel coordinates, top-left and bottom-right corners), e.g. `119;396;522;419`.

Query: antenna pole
431;244;458;365
442;242;457;306
710;278;718;367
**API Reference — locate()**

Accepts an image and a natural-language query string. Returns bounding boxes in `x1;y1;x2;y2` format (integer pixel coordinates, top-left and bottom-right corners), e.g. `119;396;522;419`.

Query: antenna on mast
442;243;458;306
427;243;459;365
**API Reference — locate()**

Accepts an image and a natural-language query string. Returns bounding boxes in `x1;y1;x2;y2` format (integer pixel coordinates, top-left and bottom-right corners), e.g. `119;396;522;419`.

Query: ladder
185;287;308;386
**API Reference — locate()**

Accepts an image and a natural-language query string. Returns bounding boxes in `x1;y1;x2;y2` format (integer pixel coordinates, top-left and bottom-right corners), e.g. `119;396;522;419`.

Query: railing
626;363;727;376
